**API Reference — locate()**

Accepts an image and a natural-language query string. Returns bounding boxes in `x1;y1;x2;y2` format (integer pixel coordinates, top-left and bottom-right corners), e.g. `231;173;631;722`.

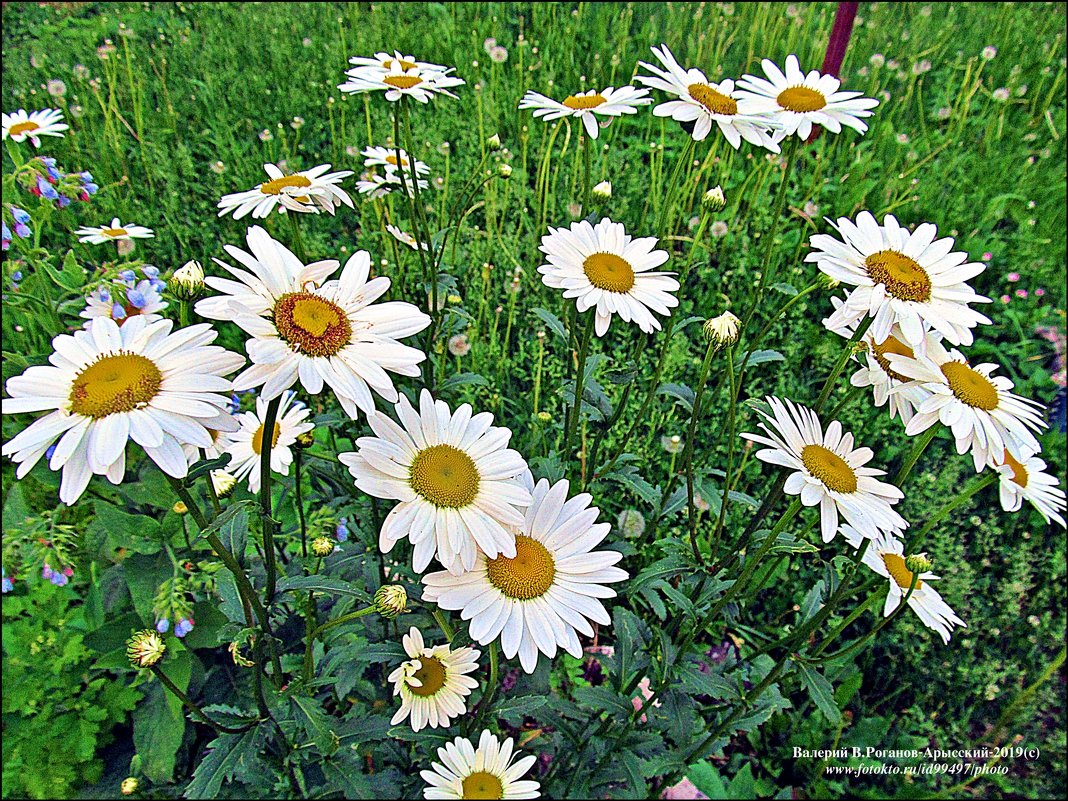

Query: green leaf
183;728;266;798
688;761;729;799
217;506;248;560
437;371;490;391
492;695;547;723
194;500;255;544
133;650;191;782
531;307;567;343
573;686;634;718
275;575;371;602
657;382;695;413
736;349;785;370
291;695;339;756
797;662;841;725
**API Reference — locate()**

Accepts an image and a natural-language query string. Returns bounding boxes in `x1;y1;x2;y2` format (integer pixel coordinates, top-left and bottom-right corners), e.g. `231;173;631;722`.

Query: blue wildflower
2;222;10;251
36;176;59;200
119;269;137;283
336;517;349;542
111;302;128;320
126;287;147;309
11;207;30;225
143;265;159;279
2;567;13;594
174;618;194;638
156;618;171;633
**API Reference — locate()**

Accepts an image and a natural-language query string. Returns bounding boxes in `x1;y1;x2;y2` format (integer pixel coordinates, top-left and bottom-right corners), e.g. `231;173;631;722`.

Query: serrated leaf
797;662;841;725
437;371;490;391
275;575;370;602
291;695;339;755
183;728;266;798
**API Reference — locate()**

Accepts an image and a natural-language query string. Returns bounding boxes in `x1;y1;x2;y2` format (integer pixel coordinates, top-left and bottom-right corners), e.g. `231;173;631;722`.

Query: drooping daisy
225;390;314;492
388;627;481;731
420;730;540;800
888;339;1048;471
635;44;780;150
735;54;879;140
81;278;168;326
339;389;532;575
387;223;430;251
75;218;154;244
991;448;1066;528
422;477;627;673
194;226;430;419
361;145;430;177
2;108;68;147
355;170;430;199
741;397;907;542
347;50;450;75
519;85;651;139
339;60;464;104
841;526;965;644
809;211;992;348
538;217;679;337
217;163;354;220
1;316;243;504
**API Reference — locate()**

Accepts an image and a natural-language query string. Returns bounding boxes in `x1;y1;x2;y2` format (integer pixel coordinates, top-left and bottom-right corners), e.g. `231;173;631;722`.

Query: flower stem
432;607;455;644
307;605;377;641
905;472;997;551
285;210;308;263
259;395;282;604
564;312;595;461
892;425;938;486
684;339;721;564
709;344;738;554
814;317;871;414
151;665;250;734
472;641;499;733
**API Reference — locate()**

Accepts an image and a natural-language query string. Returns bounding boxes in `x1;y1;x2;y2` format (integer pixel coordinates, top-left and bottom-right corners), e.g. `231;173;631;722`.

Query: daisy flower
217;163;354;220
339;60;464;104
2;108;68;147
81;279;168;326
635;44;780;150
518;85;651;139
888;339;1048;471
387;223;430;251
422;477;628;673
339;389;532;575
841;526;965;644
735;54;879;140
741;397;907;543
991;448;1066;528
194;226;430;420
225;390;314;492
1;316;243;505
538;217;679;337
361;145;430;177
388;627;481;731
347;50;450;75
809;211;992;348
182;426;234;467
420;730;540;800
75;218;154;244
355;170;430;199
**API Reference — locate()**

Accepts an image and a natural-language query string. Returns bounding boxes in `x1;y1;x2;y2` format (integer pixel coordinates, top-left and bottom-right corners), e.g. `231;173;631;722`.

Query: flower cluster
14;155;98;209
81;264;168;325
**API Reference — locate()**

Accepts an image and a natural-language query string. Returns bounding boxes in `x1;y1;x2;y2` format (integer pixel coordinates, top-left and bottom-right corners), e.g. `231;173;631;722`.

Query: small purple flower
156;618;171;633
50;571;69;587
126;287;147;309
228;393;241;414
13;271;23;282
11;207;30;225
150;278;166;293
119;269;136;283
500;668;519;693
2;567;13;594
45;444;57;460
2;222;11;251
111;303;128;320
36;176;59;200
143;265;159;279
14;222;31;239
41;562;54;580
174;618;194;638
55;195;71;209
335;517;349;542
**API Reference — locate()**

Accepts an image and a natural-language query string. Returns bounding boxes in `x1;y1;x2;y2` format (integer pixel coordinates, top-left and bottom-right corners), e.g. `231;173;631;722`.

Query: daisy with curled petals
1;316;243;505
217;163;354;220
75;218;154;244
355;170;429;199
519;85;651;139
735;54;879;140
225;390;313;492
420;730;540;800
338;389;532;574
888;338;1047;471
388;627;480;732
339;60;464;104
387;223;430;251
991;449;1066;528
2;108;68;147
422;477;628;674
741;397;907;543
635;44;780;150
361;145;430;177
538;217;679;337
841;526;966;644
809;211;992;348
194;226;430;419
347;50;449;75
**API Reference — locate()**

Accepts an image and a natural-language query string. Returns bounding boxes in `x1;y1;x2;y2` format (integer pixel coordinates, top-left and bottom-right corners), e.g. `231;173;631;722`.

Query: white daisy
1;316;243;505
75;218;154;244
387;223;430;251
182;426;235;467
741;397;907;543
635;44;780;150
81;279;168;326
422;476;628;674
339;60;464;104
347;50;450;75
420;730;540;800
735;54;879;140
225;390;313;492
194;226;430;420
889;339;1048;471
991;448;1066;528
361;145;430;177
518;85;651;139
538;217;679;337
388;627;481;731
355;170;430;199
2;108;68;146
217;163;354;220
809;211;992;348
841;526;966;644
338;389;532;575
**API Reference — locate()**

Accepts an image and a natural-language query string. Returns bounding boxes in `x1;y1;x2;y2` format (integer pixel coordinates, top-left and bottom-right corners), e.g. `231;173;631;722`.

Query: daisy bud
172;501;188;515
210;470;237;498
702;185;726;212
905;553;933;575
817;273;840;290
592;180;612;200
498;163;513;179
311;536;335;557
536;411;552;423
126;629;166;669
229;639;256;668
703;311;741;346
373;584;408;619
120;777;139;795
487;132;501;148
294;430;315;449
172;260;204;299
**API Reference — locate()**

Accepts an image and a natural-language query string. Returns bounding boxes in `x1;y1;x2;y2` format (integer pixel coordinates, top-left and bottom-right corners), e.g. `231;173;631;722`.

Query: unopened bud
703;311;741;346
211;470;237;497
592;180;612;200
817;273;840;290
702;185;726;212
311;536;335;557
374;585;408;619
172;260;204;299
121;777;140;795
498;163;512;179
294;431;315;449
172;501;188;515
905;553;932;575
127;629;166;669
536;411;552;423
487;132;501;148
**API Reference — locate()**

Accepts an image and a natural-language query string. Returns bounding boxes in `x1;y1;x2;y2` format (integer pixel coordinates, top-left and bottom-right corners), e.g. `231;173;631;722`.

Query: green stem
709;344;737;554
432;608;455;644
892;425;938;486
684;339;720;564
286;210;308;263
294;450;308;559
814;317;871;413
473;642;499;733
151;665;250;734
905;472;997;551
564;312;595;460
308;605;377;642
259;396;282;603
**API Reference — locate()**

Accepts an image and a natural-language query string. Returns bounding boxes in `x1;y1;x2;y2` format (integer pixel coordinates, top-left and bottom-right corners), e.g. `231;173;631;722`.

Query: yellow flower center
881;552;923;590
273;292;352;357
260;174;313;196
9;120;41;136
583;252;635;293
562;93;607;110
69;353;163;419
776;85;828;112
408;444;480;508
486;535;556;600
864;250;933;303
461;772;504;800
1001;449;1028;488
382;58;418;70
940;361;999;411
407;655;447;697
870;334;914;382
383;75;424;89
800;444;858;494
102;227;129;238
251;422;282;455
687;83;738;115
384;154;407;167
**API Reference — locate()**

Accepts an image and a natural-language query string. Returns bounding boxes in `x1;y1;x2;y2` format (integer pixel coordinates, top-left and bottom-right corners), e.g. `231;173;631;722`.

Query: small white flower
2;108;68;146
75;218;154;244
